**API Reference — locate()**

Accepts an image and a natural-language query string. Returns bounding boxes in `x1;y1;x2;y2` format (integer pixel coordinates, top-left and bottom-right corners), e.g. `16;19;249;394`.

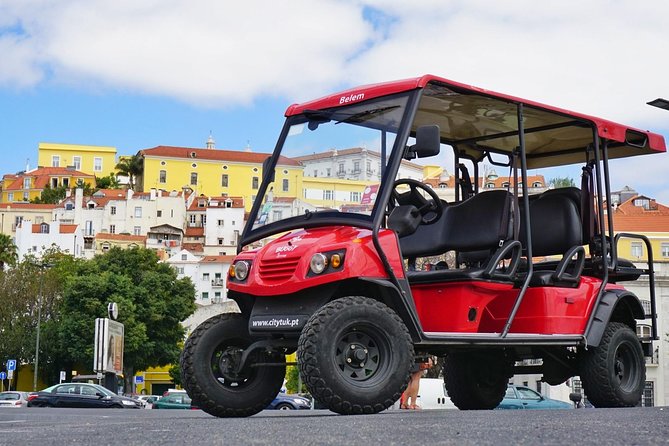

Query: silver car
0;391;30;408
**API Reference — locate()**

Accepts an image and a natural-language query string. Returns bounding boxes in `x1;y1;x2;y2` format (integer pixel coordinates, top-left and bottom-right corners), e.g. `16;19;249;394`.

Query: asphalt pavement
0;406;667;445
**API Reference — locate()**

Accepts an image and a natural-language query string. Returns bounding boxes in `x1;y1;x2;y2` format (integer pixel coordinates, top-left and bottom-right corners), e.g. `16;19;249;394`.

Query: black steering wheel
391;179;444;225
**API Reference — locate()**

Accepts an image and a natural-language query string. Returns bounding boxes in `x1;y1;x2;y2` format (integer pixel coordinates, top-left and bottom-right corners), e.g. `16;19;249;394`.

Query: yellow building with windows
38;142;117;178
1;167;95;203
609;194;669;263
138;146;304;211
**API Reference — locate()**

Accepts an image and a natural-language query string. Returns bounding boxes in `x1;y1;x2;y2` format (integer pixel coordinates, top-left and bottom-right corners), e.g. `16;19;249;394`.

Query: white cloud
1;0;667;194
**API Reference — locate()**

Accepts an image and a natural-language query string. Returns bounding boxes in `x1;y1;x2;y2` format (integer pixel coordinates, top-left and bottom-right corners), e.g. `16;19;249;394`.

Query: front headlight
309;253;328;274
122;400;136;406
234;260;250;281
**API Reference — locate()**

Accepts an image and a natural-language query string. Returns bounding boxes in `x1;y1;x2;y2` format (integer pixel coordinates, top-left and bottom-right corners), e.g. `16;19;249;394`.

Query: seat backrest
399;190;513;258
520;189;583;257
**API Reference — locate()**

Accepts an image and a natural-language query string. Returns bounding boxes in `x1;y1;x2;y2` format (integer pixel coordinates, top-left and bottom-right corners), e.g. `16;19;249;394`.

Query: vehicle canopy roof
286;75;666;169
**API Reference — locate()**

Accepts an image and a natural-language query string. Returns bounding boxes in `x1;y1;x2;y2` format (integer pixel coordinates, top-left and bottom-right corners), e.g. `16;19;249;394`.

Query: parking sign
7;360;16;371
0;372;6;380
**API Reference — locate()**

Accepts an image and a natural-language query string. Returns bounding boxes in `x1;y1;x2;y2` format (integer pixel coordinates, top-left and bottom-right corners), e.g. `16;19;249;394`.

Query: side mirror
262;156;275;183
95;392;105;398
405;125;440;159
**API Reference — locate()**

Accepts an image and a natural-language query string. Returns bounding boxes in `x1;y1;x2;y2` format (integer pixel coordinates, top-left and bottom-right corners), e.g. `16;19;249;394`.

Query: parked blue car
496;385;572;410
267;393;311;410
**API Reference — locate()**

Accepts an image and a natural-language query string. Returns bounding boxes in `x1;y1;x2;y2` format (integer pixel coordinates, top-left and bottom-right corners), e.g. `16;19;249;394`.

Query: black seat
519;189;585;287
402;190;521;283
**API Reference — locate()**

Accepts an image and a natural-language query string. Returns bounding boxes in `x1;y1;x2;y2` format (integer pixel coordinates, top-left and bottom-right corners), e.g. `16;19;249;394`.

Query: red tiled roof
30;223;78;234
96;233;147;242
187;195;244;210
0;203;57;210
200;255;236;263
182;243;204;253
4;167;94;191
140;146;301;167
611;215;669;232
185;227;204;237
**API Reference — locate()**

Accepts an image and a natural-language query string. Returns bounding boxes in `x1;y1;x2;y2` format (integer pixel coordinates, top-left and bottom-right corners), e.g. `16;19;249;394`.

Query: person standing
400;356;434;409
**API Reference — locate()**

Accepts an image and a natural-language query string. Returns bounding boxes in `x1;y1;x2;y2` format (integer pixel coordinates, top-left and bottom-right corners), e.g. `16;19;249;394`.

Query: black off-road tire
180;313;286;418
297;296;413;415
444;352;511;410
580;322;645;407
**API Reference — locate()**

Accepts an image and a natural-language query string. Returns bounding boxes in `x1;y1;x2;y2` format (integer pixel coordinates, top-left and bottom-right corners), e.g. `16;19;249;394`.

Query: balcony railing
211;278;224;287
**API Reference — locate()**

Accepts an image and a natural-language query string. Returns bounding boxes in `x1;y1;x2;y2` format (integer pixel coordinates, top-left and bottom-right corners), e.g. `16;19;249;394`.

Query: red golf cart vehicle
180;75;665;417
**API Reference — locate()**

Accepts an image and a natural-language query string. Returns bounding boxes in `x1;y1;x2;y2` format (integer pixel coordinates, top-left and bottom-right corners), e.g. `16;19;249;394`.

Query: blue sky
1;0;668;202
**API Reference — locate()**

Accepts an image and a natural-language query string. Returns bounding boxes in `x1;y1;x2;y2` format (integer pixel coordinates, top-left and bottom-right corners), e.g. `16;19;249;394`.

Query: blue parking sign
0;372;6;380
7;360;16;371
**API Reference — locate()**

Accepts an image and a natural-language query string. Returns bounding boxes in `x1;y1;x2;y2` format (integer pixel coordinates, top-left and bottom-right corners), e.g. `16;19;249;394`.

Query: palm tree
0;233;18;270
115;154;144;190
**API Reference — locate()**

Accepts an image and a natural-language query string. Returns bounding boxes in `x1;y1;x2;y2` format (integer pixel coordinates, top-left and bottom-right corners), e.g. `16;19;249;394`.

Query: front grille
258;256;300;282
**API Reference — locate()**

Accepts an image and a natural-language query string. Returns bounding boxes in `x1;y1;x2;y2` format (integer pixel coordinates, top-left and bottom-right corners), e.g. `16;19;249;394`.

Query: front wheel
580;322;645;407
297;296;414;415
180;313;286;417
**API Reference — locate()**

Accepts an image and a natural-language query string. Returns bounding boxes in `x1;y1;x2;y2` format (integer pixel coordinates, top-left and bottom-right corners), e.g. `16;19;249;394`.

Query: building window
353;161;360;173
157;210;162;217
101;243;111;252
40;223;49;234
52;155;60;167
214;291;221;301
350;191;361;202
73;156;81;170
94;157;102;172
176;267;184;275
282;178;289;192
8;192;13;202
202;292;209;300
110;206;116;215
201;215;206;225
642;381;654;407
63;178;69;188
634;198;651;210
273;210;282;221
134;207;142;218
661;243;669;258
23;178;30;189
338;163;345;174
189;214;196;224
366;161;371;173
326;168;331;177
252;177;259;189
110;225;116;234
202;273;210;281
23;192;29;201
190;172;198;186
133;226;141;235
631;242;643;258
159;170;167;183
181;254;187;261
218;220;224;226
485;182;495;189
323;190;333;200
640;299;651;316
221;174;228;187
52;178;58;188
218;238;224;245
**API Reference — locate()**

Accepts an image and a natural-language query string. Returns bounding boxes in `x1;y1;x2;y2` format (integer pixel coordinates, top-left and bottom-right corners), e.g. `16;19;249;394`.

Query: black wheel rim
209;340;257;390
333;324;392;385
614;340;639;392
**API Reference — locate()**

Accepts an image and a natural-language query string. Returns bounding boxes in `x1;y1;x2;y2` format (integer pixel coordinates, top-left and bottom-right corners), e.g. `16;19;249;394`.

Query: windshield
250;93;410;233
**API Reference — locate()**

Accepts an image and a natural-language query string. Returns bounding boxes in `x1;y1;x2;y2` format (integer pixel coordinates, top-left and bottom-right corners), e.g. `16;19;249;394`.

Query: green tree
54;247;196;391
115;155;144;190
549;177;576;188
31;184;68;204
95;174;120;190
0;234;18;270
74;179;93;196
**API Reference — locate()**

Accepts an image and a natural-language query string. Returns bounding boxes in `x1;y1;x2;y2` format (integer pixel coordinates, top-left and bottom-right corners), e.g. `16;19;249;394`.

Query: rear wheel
444;352;511;410
180;313;286;417
275;403;294;410
297;296;413;415
580;322;645;407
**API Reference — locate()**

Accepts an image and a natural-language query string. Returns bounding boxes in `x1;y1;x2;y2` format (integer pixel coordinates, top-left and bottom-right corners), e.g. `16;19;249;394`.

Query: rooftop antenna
244;140;251;152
